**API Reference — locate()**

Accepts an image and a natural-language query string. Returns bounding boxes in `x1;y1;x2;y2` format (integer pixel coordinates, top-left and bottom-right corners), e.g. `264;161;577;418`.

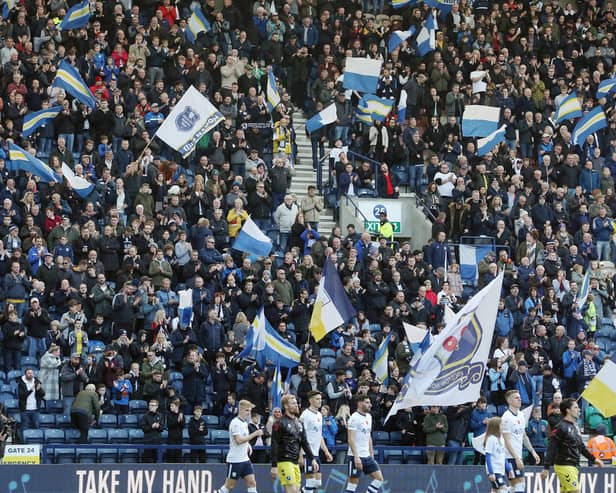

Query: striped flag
581;355;616;417
576;270;590;313
572;106;607;148
373;334;391;384
596;78;616;99
397;89;408;122
553;92;582;124
178;289;194;328
416;11;437;56
359;95;394;122
477;124;507;156
266;70;280;113
61;162;93;198
186;6;211;43
343;58;382;94
305;103;337;133
1;0;16;19
356;102;372;124
388;27;416;52
462;105;501;137
22;106;62;138
9;143;61;182
53;60;96;109
391;0;415;8
233;216;272;258
271;362;283;410
59;0;90;30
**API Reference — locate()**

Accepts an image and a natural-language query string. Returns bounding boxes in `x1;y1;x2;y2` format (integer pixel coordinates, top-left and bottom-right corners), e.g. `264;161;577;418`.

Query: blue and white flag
462;105;500;137
155;85;224;158
178;289;193;328
59;0;90;30
356;103;372;124
391;0;415;8
234;216;272;257
343;58;382;94
425;0;456;18
596;78;616;99
388;27;416;52
359;95;394;122
22;106;62;138
459;243;494;286
305;103;337;133
477;124;506;156
416;11;437;56
239;308;301;369
373;334;391;384
572;106;608;148
576;270;590;313
271;362;283;410
61;162;93;198
309;256;356;341
53;60;97;109
553;92;582;124
397;89;408;122
9;143;61;183
386;273;503;420
185;6;211;43
266;70;281;113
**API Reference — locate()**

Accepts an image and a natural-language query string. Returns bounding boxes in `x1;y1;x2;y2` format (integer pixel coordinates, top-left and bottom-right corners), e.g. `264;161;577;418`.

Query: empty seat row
52;447;226;464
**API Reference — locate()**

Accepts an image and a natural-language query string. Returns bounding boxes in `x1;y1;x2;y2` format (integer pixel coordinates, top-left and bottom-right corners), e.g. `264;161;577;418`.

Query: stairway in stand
290;112;337;234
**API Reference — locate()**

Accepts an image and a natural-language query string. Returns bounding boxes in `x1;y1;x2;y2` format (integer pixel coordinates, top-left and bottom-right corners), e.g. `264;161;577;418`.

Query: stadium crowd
0;0;613;468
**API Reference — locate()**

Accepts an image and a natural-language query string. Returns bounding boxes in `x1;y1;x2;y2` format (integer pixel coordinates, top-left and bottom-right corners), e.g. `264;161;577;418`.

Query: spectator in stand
423;406;448;465
70;384;101;444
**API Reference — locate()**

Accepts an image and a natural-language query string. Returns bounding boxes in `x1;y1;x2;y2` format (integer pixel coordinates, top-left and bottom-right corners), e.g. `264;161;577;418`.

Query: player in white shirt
345;395;384;493
501;390;539;493
299;391;333;493
216;400;264;493
483;417;513;493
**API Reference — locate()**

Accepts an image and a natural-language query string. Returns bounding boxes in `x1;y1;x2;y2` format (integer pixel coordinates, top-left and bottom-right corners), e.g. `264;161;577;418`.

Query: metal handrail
344;195;371;225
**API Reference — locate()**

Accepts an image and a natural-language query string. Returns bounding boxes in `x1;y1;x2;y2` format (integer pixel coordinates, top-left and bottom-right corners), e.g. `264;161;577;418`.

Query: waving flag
462;105;501;137
9;143;61;182
271;362;283;410
61;162;93;198
59;0;90;30
576;270;590;313
239;308;301;368
343;58;382;94
359;95;394;122
178;288;193;328
388;27;416;52
416;11;437;56
386;273;503;421
22;106;62;138
477;124;507;156
397;89;408;122
266;70;281;113
596;78;616;99
186;6;211;43
155;85;224;158
572;106;607;148
356;102;372;124
1;0;16;19
425;0;456;18
305;103;337;133
53;61;96;109
309;256;356;342
554;92;582;124
582;355;616;417
233;216;272;257
459;243;493;286
391;0;415;8
373;334;391;384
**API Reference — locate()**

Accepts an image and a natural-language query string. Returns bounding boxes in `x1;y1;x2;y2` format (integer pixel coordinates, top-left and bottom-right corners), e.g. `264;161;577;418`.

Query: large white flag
155;85;224;158
386;273;503;421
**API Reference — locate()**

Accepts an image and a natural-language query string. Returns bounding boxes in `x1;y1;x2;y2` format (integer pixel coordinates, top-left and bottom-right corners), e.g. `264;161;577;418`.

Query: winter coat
39;351;62;400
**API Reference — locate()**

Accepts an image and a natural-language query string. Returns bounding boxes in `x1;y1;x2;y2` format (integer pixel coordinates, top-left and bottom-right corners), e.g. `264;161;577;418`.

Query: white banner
155;86;224;158
357;199;402;234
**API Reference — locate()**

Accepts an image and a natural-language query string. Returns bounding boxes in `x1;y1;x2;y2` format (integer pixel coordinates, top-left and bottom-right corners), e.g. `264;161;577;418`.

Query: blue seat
403;449;425;464
23;429;44;444
20;356;39;369
129;400;148;415
0;371;6;382
325;374;336;385
203;415;220;428
169;372;183;382
128;429;144;444
486;404;497;415
118;414;139;427
4;399;19;414
372;431;389;445
320;357;336;372
54;448;76;464
99;448;118;463
182;428;191;444
209;429;229;444
65;429;81;443
56;414;71;428
76;449;98;464
0;384;14;394
43;400;63;414
108;429;129;444
319;348;336;358
88;429;108;444
98;414;117;428
384;449;404;464
205;447;224;463
0;392;15;403
88;340;106;354
44;428;66;444
389;431;402;445
39;414;56;429
7;370;22;382
119;448;140;463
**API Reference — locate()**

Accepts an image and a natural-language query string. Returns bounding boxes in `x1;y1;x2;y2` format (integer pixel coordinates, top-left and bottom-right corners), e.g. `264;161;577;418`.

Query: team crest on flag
175;106;200;131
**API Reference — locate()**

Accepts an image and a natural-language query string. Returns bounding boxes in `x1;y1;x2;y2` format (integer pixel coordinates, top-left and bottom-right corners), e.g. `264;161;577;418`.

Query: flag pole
135;138;154;164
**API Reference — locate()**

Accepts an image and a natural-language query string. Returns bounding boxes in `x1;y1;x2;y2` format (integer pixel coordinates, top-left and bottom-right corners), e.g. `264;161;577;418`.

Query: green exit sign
364;221;401;234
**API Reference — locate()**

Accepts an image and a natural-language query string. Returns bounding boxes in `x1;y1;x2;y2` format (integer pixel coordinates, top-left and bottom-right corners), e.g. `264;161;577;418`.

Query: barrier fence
0;463;612;493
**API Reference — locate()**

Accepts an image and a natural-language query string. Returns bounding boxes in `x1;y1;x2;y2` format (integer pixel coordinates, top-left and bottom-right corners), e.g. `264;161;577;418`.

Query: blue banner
0;464;612;493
